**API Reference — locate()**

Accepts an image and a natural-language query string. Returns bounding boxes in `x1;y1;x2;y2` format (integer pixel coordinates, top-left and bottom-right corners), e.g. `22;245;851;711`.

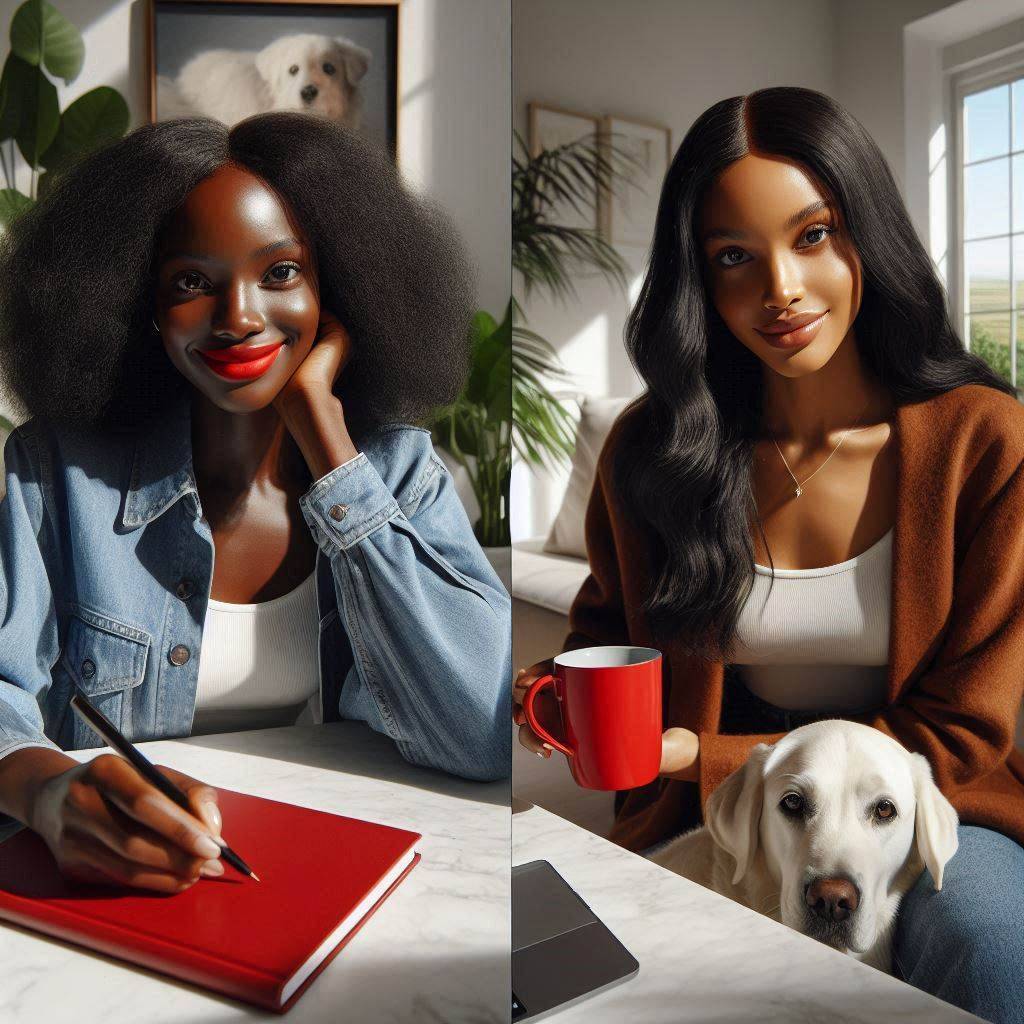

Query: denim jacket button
328;503;349;522
175;579;194;600
81;659;96;679
169;644;191;666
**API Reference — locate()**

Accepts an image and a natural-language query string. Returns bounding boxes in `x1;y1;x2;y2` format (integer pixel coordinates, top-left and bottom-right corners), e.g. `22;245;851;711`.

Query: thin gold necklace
771;397;874;499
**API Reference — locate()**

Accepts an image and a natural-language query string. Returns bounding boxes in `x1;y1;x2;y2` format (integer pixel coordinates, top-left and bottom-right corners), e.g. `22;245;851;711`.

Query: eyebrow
168;237;303;264
702;200;831;243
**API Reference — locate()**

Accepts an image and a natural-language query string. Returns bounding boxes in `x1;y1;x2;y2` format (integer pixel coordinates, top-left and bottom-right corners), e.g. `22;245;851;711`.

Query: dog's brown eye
780;793;804;814
289;64;299;76
875;800;897;821
323;62;336;75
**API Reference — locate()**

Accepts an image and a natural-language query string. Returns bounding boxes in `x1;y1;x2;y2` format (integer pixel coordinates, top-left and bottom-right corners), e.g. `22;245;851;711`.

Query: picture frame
599;115;672;248
147;0;400;159
527;102;601;233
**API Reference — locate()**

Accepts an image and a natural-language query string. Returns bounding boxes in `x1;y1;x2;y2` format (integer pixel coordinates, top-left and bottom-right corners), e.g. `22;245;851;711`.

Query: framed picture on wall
599;115;671;248
148;0;400;158
527;102;601;232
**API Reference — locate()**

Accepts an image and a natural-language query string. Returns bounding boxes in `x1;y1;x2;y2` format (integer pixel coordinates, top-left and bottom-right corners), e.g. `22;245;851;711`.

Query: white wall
0;0;510;419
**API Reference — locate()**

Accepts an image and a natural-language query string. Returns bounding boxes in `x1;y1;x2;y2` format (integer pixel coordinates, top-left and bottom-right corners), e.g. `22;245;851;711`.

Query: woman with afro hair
0;112;510;893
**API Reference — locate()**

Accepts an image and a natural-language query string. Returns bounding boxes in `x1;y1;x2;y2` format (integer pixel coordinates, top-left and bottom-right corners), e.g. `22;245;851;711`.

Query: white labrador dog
157;34;371;128
649;720;959;972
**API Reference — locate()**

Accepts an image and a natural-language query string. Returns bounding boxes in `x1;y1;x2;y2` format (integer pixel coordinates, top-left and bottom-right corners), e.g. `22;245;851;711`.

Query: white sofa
511;396;630;837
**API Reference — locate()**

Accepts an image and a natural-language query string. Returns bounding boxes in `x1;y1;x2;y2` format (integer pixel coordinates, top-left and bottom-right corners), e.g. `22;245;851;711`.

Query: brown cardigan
565;383;1024;852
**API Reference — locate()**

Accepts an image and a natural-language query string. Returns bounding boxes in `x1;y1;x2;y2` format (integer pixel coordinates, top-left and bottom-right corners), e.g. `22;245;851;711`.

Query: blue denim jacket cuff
298;453;401;552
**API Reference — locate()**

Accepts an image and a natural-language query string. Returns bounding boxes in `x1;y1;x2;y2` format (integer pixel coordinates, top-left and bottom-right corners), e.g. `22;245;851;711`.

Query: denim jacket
0;392;511;810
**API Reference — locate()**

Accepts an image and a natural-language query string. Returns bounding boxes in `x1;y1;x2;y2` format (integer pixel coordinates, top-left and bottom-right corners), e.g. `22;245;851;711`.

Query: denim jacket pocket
56;608;151;750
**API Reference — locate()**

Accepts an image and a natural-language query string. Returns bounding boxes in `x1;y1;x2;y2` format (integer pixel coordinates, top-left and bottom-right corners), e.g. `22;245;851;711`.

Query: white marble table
512;802;983;1023
0;723;510;1024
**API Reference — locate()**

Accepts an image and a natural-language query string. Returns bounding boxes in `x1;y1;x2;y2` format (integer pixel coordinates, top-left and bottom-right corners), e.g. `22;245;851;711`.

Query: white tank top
191;571;320;735
727;528;893;713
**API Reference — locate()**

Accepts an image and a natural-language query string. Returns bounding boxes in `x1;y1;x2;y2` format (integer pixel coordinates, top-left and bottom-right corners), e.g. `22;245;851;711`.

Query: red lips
756;311;827;335
196;341;284;381
199;341;284;363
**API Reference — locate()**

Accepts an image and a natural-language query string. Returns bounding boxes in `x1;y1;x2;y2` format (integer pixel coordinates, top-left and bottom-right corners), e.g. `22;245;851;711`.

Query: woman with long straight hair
514;87;1024;1019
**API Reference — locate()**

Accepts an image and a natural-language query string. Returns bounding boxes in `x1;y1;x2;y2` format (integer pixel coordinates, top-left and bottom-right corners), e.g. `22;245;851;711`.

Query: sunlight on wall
928;122;948;286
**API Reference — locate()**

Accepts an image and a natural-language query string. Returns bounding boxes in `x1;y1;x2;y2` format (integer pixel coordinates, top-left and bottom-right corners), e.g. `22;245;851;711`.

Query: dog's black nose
805;877;860;922
301;84;318;102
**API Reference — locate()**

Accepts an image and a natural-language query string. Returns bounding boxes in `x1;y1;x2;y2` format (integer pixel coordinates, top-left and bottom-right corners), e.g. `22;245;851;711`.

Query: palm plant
511;128;634;469
429;127;639;546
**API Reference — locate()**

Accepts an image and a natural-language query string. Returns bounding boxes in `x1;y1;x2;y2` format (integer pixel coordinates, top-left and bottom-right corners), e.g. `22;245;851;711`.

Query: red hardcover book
0;787;422;1013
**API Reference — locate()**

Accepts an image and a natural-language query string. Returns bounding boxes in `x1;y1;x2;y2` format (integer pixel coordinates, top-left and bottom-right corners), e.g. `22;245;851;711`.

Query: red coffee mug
523;646;663;790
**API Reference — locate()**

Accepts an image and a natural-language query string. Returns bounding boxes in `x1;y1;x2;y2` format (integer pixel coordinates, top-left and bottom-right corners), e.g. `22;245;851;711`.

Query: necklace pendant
794;485;803;498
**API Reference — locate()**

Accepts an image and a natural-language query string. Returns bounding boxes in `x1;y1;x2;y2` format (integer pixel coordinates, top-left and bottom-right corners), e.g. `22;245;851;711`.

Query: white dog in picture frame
157;33;371;129
648;720;959;973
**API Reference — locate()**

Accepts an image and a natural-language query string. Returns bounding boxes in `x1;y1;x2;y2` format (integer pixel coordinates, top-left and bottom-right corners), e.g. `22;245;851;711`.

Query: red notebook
0;787;421;1013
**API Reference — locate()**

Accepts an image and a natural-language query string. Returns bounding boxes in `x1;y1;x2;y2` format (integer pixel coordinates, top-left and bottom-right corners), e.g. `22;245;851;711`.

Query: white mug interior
554;646;661;670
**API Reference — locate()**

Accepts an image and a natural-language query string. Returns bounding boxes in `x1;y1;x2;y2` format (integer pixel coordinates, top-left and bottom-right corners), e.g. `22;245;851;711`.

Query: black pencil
69;690;259;882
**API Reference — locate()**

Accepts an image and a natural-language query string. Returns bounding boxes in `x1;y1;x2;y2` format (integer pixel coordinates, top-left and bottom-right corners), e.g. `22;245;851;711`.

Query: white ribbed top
190;571;320;735
727;527;893;712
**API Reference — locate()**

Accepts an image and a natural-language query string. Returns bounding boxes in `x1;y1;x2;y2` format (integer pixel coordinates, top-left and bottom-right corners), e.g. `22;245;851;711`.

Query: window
956;69;1024;385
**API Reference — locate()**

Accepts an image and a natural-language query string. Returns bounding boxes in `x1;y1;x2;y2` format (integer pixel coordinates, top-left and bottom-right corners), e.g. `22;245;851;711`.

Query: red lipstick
754;311;828;350
197;341;284;381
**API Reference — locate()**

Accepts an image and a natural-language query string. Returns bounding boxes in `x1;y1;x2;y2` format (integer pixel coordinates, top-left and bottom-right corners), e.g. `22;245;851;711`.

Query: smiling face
154;163;320;413
698;153;862;378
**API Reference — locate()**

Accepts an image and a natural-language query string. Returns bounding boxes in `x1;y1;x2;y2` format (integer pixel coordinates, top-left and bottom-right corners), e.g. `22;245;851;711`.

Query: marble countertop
0;723;510;1024
512;802;982;1024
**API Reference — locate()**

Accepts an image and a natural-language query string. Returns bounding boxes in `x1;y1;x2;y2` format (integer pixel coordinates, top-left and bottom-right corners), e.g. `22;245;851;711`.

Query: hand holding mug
518;647;664;790
513;659;556;757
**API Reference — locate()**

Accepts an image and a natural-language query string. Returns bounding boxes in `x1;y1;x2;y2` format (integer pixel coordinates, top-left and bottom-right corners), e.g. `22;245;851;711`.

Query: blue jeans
719;673;1024;1021
894;824;1024;1024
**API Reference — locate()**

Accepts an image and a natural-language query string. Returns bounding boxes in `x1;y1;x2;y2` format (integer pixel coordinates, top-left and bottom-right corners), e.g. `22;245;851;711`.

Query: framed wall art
148;0;399;157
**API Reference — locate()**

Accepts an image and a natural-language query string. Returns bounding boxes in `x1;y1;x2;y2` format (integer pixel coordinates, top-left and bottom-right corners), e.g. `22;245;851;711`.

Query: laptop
512;860;639;1021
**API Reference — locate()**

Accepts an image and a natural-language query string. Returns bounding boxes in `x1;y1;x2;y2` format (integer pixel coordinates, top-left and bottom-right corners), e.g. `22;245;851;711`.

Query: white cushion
543;396;630;560
511;539;590;616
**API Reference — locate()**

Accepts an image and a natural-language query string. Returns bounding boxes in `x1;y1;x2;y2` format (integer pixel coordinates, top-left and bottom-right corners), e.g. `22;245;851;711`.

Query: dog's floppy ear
910;752;959;890
705;743;771;886
335;39;371;84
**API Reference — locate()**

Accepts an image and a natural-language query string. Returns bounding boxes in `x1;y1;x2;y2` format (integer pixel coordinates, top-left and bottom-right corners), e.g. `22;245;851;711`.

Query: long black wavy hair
0;112;474;436
618;86;1014;660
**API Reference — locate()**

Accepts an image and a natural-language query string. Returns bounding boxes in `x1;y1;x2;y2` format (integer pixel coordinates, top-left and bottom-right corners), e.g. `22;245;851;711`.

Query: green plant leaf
10;0;84;84
40;86;129;170
0;55;34;141
14;63;58;165
0;187;33;227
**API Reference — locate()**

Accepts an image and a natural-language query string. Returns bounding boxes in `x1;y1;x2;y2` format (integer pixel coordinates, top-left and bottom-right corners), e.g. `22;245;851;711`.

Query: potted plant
429;129;636;584
0;0;130;225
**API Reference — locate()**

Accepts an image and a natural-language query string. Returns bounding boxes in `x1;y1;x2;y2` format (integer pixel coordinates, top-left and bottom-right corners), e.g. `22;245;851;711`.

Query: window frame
951;51;1024;386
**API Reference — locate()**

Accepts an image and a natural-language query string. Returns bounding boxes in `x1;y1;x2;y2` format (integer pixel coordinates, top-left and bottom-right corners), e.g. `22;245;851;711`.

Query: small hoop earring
152;318;160;333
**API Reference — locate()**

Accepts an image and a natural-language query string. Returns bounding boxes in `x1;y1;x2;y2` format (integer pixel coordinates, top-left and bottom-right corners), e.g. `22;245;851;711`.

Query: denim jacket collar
121;393;202;531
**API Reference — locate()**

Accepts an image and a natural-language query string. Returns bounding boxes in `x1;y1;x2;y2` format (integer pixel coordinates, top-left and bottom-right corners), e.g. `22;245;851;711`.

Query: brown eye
176;271;209;293
323;62;335;75
875;800;897;822
263;263;299;285
780;792;804;815
289;64;299;75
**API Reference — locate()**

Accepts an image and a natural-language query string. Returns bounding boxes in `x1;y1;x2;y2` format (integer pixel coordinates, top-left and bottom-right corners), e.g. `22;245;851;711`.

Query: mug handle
523;675;574;758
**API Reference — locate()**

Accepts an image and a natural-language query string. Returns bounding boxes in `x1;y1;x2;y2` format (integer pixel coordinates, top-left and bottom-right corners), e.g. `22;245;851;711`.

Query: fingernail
203;801;222;837
543;743;553;751
200;859;225;877
195;834;221;859
536;751;545;758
